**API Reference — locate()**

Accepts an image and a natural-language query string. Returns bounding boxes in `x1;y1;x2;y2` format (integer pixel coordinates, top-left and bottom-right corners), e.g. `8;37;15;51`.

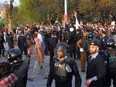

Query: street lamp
64;0;67;23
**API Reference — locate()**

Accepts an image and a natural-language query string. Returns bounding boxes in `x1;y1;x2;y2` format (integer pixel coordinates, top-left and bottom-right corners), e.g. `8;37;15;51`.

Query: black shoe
40;66;43;69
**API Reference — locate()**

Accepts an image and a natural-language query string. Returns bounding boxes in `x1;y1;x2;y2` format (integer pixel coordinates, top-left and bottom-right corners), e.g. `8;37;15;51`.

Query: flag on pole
75;16;80;30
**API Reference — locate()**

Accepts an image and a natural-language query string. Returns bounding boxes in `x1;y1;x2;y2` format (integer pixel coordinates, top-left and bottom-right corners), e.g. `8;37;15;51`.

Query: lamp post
64;0;67;23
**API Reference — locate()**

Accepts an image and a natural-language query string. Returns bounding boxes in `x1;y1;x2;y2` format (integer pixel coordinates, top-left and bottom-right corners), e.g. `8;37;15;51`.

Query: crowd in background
0;15;116;86
0;20;116;66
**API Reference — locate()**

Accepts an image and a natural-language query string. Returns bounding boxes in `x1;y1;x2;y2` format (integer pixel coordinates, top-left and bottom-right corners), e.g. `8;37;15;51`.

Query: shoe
40;66;43;69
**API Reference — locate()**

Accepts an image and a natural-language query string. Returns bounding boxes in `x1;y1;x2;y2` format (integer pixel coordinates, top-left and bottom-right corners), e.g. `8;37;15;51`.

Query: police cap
90;39;101;48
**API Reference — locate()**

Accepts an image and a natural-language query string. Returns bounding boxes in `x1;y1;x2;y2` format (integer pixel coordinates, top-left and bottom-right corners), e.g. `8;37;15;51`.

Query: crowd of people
0;15;116;87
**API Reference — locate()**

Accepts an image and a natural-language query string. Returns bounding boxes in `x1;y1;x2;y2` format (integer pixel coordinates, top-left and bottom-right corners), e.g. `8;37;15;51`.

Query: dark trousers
105;70;116;87
69;44;76;59
19;47;27;58
0;45;4;56
49;51;54;67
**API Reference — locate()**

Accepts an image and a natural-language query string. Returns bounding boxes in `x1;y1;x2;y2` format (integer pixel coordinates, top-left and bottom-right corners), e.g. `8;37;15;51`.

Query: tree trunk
8;13;13;32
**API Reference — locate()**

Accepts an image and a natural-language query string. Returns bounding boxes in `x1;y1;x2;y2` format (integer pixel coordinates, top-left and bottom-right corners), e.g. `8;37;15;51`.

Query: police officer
7;48;23;72
0;30;5;57
67;26;76;58
100;30;108;51
47;42;82;87
85;39;106;87
0;48;31;87
48;30;58;66
106;31;116;87
77;32;89;72
87;32;94;42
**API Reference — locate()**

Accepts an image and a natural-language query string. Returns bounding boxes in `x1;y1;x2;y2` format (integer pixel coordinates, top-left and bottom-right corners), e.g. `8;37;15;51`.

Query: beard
90;49;97;54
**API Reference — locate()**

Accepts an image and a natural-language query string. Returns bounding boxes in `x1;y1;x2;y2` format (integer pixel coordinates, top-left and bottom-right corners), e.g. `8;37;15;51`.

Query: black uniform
47;56;82;87
106;36;116;87
67;26;76;58
0;48;30;87
86;54;106;87
0;31;4;57
48;35;58;66
18;35;27;56
100;35;108;51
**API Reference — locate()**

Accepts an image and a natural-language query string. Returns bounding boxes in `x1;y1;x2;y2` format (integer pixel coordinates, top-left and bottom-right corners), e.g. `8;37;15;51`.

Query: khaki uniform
77;38;87;71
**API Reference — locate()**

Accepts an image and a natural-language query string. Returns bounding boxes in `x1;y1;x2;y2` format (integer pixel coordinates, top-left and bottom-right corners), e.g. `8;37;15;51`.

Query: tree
78;0;96;21
19;0;81;24
96;0;116;22
12;7;27;26
17;0;116;25
77;0;116;22
3;0;15;32
19;0;64;24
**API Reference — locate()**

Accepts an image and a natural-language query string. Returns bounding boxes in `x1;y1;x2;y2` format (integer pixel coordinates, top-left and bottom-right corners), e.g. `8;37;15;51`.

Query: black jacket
18;35;27;49
47;56;82;87
13;57;30;87
86;54;106;87
0;34;4;48
48;36;58;52
0;57;30;87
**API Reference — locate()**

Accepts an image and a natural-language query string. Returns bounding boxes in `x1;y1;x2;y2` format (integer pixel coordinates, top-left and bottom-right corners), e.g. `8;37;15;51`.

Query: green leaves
77;0;116;22
12;0;116;25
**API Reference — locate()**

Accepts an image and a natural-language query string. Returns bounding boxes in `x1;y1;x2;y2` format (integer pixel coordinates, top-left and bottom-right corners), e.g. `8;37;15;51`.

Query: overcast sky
0;0;20;6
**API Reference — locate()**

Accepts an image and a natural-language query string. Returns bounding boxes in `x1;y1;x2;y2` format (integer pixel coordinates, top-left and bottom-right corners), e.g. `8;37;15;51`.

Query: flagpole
64;0;67;16
62;0;67;28
64;0;67;23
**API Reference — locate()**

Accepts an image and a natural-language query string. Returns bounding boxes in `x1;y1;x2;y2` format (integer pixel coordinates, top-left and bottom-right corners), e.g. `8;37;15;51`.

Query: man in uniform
0;48;31;87
85;39;106;87
77;32;89;72
47;42;82;87
106;30;116;87
48;30;58;66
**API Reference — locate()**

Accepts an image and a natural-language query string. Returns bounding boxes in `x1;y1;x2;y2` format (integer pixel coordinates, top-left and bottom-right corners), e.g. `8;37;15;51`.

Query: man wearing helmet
105;31;116;87
85;39;106;87
47;42;82;87
0;48;31;87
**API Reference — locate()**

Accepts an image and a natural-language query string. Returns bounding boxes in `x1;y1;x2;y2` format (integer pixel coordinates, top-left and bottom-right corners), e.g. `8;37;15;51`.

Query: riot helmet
7;48;22;64
55;42;67;57
56;42;67;52
87;32;94;39
106;38;115;48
